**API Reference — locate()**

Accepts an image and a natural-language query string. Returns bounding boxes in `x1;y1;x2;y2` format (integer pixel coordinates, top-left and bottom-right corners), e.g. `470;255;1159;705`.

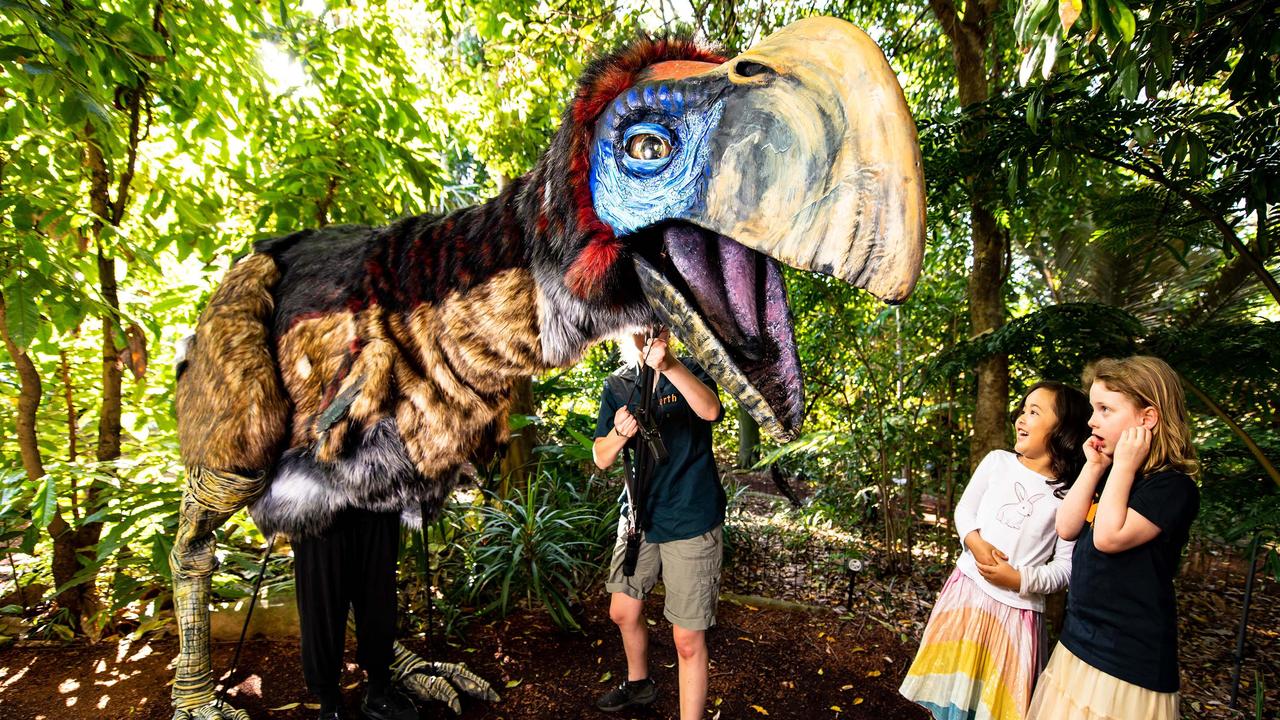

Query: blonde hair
1083;355;1199;477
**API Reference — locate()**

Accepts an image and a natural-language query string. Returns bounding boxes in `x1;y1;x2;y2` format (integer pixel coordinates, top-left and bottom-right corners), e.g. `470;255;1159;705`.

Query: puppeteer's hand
613;406;639;438
642;329;675;372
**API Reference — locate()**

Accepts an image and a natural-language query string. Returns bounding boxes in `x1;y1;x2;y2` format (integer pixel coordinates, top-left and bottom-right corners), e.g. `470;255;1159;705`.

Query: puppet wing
176;253;290;480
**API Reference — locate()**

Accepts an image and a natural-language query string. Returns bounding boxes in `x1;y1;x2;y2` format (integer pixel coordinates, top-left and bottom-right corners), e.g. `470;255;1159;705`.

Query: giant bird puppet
169;17;925;719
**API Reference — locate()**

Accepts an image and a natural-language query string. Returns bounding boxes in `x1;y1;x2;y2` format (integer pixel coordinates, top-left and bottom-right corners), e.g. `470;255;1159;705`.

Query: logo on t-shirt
996;481;1044;530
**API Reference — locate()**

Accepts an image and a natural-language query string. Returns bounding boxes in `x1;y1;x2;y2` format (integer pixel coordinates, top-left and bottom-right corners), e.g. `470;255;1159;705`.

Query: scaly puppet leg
170;467;263;720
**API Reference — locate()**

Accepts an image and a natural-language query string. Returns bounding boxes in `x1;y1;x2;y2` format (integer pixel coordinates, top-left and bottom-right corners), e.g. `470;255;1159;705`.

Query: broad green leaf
1107;0;1136;43
36;18;78;56
1096;0;1122;44
1152;25;1172;80
30;474;57;529
0;45;36;62
1041;33;1060;80
1119;61;1139;101
59;93;87;126
20;525;39;554
77;90;112;125
1;105;25;140
1133;123;1154;146
2;276;40;351
95;518;137;560
150;534;174;579
20;61;55;75
1187;136;1208;178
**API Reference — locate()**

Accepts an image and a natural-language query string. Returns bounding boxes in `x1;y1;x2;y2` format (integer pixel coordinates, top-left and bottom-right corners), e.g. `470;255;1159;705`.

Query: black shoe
595;677;657;712
317;710;345;720
361;688;418;720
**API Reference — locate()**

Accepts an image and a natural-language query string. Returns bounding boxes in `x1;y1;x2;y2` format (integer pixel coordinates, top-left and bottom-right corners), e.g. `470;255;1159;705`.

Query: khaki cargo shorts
605;516;723;631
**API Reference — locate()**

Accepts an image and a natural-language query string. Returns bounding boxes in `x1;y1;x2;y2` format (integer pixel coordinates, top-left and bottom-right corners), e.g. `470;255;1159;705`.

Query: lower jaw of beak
631;226;804;440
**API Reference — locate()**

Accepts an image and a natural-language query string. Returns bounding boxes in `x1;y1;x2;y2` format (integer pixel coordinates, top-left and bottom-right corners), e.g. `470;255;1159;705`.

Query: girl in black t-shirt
1028;356;1200;720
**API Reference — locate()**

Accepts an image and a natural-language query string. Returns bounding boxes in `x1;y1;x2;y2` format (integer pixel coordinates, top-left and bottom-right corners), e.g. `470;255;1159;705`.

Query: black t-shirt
1059;469;1200;692
593;359;725;543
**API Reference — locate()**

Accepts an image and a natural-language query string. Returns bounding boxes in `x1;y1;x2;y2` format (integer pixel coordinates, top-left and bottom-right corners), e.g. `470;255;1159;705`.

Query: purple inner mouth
661;224;804;434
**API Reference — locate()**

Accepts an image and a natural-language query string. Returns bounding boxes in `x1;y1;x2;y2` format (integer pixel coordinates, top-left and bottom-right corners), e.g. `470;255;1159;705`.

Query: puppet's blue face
574;19;926;442
588;84;724;236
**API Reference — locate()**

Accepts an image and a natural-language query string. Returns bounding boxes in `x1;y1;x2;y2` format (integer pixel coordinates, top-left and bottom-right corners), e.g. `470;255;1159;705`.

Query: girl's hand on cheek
1112;426;1151;475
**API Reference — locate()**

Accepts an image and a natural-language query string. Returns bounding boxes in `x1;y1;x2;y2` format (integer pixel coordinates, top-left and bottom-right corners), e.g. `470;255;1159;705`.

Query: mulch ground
0;592;926;720
1;469;1275;719
725;470;1280;719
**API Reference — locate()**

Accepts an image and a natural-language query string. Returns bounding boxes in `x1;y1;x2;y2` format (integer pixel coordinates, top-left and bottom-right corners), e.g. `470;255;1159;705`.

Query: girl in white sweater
901;381;1091;720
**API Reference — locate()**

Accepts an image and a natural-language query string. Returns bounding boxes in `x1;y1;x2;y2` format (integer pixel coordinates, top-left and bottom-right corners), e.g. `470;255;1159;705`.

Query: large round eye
621;122;675;176
626;133;671;161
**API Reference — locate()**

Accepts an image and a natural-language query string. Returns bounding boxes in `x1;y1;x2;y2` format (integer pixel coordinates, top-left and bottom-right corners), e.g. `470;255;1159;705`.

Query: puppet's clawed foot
171;698;251;720
391;643;499;714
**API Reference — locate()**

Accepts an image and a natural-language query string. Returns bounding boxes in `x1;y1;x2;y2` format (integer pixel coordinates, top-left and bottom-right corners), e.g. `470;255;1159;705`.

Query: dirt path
0;592;928;720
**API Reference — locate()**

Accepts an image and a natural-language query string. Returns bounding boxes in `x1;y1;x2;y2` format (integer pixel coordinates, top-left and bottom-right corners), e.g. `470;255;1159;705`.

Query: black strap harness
612;327;669;576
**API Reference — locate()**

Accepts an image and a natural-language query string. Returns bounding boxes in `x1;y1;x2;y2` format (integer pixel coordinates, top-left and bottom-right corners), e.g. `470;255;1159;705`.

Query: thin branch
1180;376;1280;491
884;6;938;59
110;82;145;226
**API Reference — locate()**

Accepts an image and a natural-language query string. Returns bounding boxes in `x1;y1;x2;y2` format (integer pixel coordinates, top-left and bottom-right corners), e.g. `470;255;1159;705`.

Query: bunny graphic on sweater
996;481;1044;531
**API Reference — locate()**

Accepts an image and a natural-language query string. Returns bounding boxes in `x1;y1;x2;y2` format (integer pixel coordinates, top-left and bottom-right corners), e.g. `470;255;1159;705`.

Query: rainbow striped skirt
899;568;1047;720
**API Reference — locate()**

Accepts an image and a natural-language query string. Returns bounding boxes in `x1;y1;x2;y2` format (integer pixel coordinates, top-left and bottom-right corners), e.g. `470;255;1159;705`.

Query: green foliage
1017;0;1278;108
448;467;618;631
0;0;1276;645
929;303;1143;385
0;0;637;637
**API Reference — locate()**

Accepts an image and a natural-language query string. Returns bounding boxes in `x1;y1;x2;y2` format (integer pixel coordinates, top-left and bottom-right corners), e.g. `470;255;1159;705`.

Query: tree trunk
498;377;537;498
0;296;84;619
95;249;123;468
929;0;1009;470
736;405;759;469
63;116;133;629
0;295;44;484
70;246;123;620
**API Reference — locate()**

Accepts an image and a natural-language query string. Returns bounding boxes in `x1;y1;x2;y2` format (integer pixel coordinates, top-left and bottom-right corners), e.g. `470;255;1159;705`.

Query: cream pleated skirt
1027;643;1179;720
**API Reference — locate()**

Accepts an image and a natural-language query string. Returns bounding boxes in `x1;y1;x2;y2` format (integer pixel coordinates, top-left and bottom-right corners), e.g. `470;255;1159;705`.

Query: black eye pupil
627;134;670;161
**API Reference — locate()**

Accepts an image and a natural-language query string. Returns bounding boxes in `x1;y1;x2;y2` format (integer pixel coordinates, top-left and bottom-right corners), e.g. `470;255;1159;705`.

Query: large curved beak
687;17;925;300
618;18;925;440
